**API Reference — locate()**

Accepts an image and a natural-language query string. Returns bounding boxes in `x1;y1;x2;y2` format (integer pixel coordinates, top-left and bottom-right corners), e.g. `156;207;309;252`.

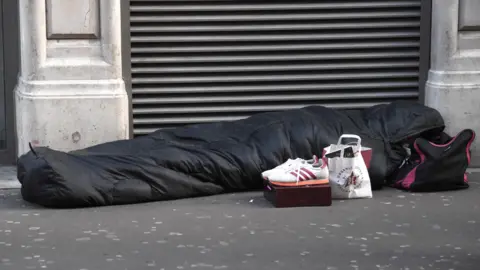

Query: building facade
0;1;479;169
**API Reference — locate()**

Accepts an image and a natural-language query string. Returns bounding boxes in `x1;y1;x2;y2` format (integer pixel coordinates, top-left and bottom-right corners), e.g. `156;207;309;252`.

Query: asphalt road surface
1;174;479;270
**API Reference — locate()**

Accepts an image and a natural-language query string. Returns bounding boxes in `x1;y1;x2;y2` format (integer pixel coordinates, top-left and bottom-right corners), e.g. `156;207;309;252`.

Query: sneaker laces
277;158;303;172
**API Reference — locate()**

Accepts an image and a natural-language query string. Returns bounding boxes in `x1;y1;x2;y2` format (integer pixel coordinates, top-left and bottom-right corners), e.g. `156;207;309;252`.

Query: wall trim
0;0;19;164
418;0;432;105
121;0;133;139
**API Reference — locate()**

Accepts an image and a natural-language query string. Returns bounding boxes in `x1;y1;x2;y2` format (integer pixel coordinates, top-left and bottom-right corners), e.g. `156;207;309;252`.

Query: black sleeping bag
17;101;445;208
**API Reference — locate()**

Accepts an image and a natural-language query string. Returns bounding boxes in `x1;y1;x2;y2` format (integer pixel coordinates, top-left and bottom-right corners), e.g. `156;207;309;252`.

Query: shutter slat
130;2;420;12
130;0;422;135
132;91;418;105
130;21;420;33
131;41;419;53
132;71;418;84
132;81;419;94
134;116;251;127
130;11;420;22
131;32;419;43
132;61;419;74
131;52;419;64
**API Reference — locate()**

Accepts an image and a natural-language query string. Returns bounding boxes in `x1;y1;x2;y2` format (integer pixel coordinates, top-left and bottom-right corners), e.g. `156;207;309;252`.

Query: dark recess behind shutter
130;0;422;136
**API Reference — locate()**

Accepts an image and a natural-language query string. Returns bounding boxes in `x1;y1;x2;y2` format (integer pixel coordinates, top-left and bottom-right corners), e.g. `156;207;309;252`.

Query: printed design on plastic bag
335;166;366;193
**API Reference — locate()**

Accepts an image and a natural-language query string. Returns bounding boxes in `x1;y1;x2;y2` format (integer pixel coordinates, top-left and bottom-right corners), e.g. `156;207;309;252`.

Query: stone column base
425;72;480;167
15;78;129;157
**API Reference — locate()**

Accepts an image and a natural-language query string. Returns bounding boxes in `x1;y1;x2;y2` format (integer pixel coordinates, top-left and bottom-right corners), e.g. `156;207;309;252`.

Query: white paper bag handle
337;134;361;147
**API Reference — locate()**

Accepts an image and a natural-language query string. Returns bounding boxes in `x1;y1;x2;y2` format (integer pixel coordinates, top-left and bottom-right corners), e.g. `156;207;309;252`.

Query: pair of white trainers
262;155;329;186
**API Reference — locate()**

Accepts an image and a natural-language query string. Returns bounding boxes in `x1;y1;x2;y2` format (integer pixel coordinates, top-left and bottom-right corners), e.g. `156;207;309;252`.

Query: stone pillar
15;0;129;156
425;0;480;167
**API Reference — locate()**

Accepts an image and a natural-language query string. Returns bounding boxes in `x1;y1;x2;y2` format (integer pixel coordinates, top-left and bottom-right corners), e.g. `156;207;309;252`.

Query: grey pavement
0;174;480;270
0;166;20;189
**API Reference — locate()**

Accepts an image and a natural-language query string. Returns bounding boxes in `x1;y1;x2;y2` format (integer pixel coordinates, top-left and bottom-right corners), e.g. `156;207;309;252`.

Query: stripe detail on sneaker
289;168;317;181
289;171;306;181
300;167;317;179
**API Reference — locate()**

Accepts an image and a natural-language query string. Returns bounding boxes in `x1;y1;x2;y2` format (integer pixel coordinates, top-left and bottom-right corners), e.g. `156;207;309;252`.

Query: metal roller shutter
130;0;423;136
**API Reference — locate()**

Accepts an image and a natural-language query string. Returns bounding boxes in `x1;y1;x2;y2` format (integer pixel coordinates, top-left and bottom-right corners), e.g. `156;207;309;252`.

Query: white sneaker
267;155;329;186
261;157;304;179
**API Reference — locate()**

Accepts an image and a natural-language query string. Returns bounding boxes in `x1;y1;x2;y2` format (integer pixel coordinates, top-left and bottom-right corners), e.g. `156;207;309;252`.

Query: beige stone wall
425;0;480;167
15;0;129;156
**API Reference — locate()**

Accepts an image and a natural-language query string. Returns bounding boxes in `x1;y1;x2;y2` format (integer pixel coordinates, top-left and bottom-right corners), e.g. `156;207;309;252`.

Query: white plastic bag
323;134;372;199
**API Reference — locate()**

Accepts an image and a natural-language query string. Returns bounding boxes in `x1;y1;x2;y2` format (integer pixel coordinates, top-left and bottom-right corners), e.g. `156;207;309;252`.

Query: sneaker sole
269;179;329;187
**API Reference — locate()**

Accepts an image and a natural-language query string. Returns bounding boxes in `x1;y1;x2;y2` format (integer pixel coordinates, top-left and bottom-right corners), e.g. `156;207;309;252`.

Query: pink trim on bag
400;167;419;189
428;137;456;147
464;131;475;183
415;141;427;164
428;130;475;165
428;130;475;184
399;141;426;189
397;130;476;189
466;131;476;165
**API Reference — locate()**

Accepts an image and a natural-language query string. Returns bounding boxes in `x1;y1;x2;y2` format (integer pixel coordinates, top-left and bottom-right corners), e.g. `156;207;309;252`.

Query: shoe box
263;179;332;208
